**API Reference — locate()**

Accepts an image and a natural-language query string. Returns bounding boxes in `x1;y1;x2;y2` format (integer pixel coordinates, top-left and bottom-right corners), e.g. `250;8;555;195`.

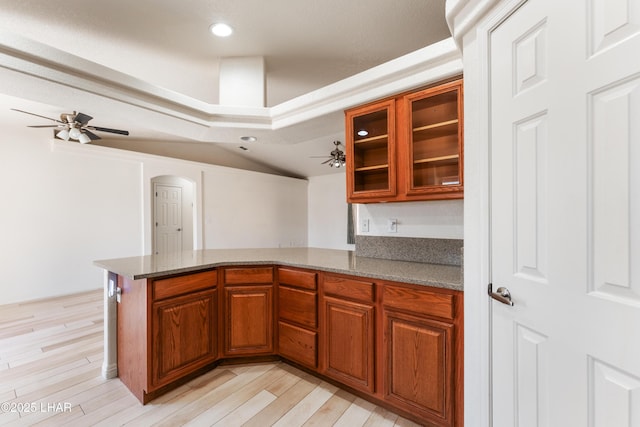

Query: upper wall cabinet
345;99;397;200
345;78;463;203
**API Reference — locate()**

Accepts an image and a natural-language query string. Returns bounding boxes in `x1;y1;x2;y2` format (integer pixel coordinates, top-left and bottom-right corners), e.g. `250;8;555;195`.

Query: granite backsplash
355;236;463;266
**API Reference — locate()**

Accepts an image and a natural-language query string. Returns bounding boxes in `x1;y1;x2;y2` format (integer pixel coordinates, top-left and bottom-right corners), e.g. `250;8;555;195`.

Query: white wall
307;173;355;250
203;167;308;249
357;200;464;239
0;128;308;304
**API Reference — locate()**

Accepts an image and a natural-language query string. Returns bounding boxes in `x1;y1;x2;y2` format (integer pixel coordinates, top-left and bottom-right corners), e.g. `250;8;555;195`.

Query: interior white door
490;0;640;425
154;184;183;255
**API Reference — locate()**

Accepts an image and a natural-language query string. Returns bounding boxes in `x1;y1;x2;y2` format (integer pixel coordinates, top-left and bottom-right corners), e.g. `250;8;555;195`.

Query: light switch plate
387;218;397;233
361;219;369;233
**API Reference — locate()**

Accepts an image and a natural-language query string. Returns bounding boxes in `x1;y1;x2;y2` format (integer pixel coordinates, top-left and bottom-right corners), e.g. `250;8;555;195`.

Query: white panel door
490;0;640;425
154;184;182;255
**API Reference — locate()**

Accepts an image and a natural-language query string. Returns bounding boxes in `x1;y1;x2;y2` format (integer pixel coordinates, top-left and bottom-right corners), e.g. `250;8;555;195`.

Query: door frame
458;0;529;425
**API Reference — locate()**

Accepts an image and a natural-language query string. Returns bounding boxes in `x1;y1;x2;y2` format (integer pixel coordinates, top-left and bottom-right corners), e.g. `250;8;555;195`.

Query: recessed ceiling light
210;23;233;37
240;136;257;142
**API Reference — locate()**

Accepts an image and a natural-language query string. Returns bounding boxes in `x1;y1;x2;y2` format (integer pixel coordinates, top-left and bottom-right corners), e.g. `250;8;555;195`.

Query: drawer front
323;275;374;302
382;284;455;320
278;321;317;368
279;286;317;328
224;267;274;285
278;268;317;290
152;270;217;301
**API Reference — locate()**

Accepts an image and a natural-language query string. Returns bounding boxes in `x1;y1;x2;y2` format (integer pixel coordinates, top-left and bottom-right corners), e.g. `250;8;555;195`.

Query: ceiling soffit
0;30;462;146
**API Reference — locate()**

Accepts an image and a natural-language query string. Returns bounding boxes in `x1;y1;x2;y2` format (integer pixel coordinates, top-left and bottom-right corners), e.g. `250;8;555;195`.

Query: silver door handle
489;285;514;306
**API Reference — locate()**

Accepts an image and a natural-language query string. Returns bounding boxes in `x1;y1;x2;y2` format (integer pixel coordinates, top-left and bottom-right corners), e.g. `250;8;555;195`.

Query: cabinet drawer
278;268;317;290
152;270;217;301
224;267;273;285
279;286;317;328
382;284;455;320
278;321;317;368
323;275;374;302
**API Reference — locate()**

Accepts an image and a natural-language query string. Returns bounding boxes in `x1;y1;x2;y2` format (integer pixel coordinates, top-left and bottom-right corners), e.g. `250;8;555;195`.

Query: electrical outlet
387;218;397;233
361;219;369;233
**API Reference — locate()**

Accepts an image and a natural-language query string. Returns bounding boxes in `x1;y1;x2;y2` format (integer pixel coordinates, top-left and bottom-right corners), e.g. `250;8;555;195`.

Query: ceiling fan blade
83;129;101;141
321;158;333;164
28;125;63;128
11;108;64;123
88;126;129;136
309;155;332;158
74;112;93;125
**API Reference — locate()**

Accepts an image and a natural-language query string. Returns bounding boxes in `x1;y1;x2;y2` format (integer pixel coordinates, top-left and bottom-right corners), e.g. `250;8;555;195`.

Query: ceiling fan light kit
55;129;70;141
11;108;129;144
313;140;345;168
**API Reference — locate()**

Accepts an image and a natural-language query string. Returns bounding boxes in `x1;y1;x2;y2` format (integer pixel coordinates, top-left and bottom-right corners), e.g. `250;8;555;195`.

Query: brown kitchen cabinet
320;274;376;394
114;263;463;426
151;288;217;389
382;283;464;426
345;78;463;203
117;269;218;403
345;99;396;201
223;267;275;356
277;267;318;369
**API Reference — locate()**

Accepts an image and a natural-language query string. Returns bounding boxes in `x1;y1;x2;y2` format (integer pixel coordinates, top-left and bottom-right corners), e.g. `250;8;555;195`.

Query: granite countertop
94;247;462;291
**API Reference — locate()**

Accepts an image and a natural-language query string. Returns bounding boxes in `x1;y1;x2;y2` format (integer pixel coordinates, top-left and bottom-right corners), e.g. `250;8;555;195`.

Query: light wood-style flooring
0;289;422;426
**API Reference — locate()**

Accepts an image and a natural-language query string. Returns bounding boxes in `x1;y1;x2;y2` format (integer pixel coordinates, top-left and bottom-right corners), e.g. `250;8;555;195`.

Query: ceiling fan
311;140;346;168
11;108;129;144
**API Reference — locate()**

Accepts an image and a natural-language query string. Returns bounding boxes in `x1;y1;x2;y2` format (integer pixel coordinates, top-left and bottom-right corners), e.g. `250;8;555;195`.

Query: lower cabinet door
224;285;274;355
151;289;217;389
384;309;454;426
278;321;317;368
322;296;375;393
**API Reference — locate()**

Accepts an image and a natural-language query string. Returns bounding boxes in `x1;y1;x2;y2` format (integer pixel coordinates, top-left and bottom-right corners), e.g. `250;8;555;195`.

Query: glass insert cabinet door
345;99;396;200
404;80;463;196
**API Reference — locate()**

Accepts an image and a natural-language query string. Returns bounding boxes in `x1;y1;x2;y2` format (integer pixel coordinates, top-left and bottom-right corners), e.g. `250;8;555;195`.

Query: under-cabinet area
104;251;463;427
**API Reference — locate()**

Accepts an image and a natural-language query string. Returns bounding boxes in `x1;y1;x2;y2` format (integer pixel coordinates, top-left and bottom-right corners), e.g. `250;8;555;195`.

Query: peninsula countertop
94;247;463;291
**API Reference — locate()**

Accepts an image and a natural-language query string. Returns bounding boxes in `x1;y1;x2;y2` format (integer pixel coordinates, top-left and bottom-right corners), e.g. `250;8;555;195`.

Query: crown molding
0;30;462;142
445;0;503;48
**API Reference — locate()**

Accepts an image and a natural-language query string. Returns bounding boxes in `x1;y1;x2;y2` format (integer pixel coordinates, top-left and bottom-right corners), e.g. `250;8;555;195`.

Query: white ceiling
0;0;453;178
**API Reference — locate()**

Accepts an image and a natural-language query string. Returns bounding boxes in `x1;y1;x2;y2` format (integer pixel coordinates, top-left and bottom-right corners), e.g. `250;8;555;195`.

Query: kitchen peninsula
95;247;463;426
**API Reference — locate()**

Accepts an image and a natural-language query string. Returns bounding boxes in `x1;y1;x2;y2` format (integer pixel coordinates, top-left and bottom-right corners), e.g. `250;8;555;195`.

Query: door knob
489;284;514;306
177;228;182;231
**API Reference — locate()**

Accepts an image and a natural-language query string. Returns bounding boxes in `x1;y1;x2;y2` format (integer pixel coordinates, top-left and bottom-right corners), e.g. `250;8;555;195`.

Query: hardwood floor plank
362;406;400;427
211;389;277;427
272;381;340;427
242;370;321;427
40;330;103;353
302;388;356;426
394;416;425;427
334;397;378;427
121;369;242;426
160;363;284;427
91;374;226;427
0;408;23;424
70;393;139;426
30;404;87;427
186;364;286;426
13;358;94;397
263;365;306;396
